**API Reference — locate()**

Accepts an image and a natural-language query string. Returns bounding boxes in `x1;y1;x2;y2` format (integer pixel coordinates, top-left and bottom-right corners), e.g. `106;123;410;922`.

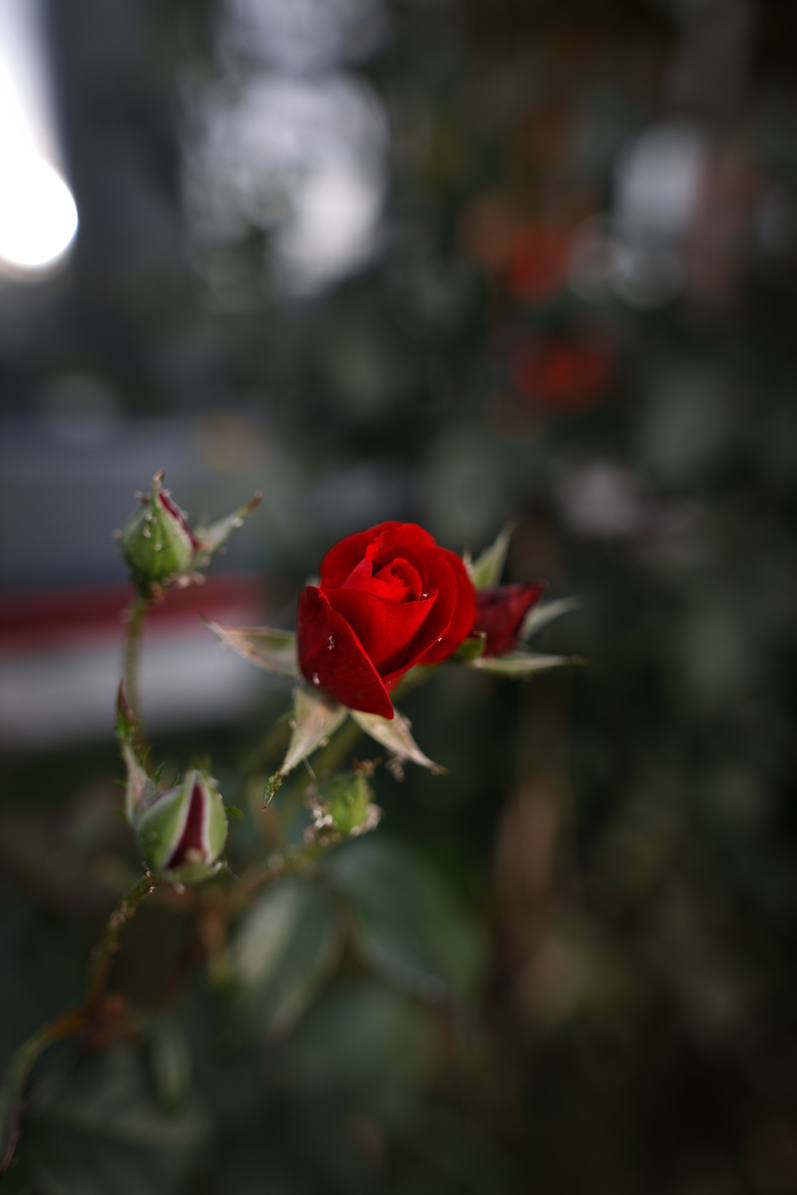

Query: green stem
86;872;162;1010
123;594;150;742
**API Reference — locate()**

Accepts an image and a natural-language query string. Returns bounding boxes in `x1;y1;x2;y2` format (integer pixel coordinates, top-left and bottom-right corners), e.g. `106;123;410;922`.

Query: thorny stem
86;872;162;1010
123;593;150;746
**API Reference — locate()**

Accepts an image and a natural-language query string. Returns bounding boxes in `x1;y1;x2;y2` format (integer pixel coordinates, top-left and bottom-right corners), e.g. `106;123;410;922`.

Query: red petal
320;523;401;589
418;549;476;665
342;554;423;602
326;587;437;676
297;587;394;718
167;782;206;869
473;582;545;656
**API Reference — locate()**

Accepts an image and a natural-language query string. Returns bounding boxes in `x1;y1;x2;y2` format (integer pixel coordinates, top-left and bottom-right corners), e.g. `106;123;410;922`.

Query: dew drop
327;635;335;650
142;527;151;538
312;673;320;685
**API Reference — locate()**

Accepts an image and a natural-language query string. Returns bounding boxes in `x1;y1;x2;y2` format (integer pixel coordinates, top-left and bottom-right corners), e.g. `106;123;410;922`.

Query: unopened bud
136;769;228;884
307;771;381;840
120;470;197;589
118;470;261;595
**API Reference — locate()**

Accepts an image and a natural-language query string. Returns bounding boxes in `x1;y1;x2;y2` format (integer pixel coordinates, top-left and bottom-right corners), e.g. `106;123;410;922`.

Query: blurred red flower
511;331;614;412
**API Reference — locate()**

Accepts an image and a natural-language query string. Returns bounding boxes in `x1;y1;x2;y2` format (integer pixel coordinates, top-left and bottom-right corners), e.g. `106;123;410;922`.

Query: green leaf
203;619;298;679
18;1044;207;1195
326;838;483;1003
465;523;514;589
280;684;347;777
225;805;245;821
146;1016;191;1112
350;708;443;773
192;493;261;568
293;979;428;1117
466;651;571;676
230;878;341;1036
521;596;580;641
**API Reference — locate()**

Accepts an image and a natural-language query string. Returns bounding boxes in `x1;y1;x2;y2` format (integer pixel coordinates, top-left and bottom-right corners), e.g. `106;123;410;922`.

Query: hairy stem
123;593;150;743
86;872;162;1010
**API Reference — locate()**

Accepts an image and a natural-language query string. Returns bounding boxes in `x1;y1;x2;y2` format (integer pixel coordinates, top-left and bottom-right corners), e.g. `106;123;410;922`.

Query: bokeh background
3;0;797;1191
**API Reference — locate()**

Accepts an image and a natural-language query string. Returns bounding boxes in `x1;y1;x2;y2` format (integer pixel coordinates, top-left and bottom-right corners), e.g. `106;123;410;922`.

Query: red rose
297;522;476;719
473;582;545;657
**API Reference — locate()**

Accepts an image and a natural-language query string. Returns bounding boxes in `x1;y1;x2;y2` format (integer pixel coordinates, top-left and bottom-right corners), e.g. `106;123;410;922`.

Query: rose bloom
297;523;475;718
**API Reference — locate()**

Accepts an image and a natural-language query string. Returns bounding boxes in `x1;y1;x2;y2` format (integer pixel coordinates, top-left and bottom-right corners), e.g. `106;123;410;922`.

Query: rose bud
119;470;261;595
297;522;476;719
120;470;198;588
473;582;545;657
307;771;381;840
135;768;228;884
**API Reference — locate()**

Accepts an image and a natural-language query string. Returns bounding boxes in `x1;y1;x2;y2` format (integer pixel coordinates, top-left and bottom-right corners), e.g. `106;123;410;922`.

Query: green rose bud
135;769;228;884
307;771;381;841
120;470;197;589
117;470;261;596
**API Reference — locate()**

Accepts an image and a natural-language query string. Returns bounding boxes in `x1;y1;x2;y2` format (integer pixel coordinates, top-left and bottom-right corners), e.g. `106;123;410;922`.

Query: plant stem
1;872;162;1175
0;1005;86;1176
86;872;162;1010
123;593;150;742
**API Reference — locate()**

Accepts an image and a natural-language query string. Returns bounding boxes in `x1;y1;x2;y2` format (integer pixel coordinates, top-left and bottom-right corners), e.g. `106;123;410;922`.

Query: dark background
3;0;797;1192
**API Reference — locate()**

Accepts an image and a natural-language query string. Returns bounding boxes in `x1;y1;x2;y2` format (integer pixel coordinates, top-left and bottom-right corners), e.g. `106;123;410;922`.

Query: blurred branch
86;872;163;1010
0;871;162;1177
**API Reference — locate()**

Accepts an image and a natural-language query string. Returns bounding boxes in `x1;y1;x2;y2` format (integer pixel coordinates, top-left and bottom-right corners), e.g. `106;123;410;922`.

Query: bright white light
0;0;78;274
615;119;707;243
0;152;77;270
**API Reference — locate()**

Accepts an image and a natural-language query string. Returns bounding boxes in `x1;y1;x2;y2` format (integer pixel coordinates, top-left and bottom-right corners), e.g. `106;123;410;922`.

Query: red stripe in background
0;574;267;652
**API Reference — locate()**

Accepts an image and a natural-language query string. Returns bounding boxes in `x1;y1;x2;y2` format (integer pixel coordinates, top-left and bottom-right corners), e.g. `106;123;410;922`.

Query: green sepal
192;493;262;569
466;651;575;676
452;633;486;661
203;619;298;678
521;596;580;641
465;523;514;589
350;707;443;773
277;684;347;779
